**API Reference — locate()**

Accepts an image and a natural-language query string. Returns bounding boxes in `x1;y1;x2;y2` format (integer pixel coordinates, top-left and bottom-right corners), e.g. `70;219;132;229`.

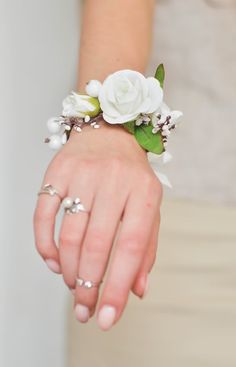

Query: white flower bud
62;92;100;118
85;80;102;97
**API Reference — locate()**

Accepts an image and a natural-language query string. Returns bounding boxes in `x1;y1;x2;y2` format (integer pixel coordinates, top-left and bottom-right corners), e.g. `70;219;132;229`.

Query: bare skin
33;0;162;331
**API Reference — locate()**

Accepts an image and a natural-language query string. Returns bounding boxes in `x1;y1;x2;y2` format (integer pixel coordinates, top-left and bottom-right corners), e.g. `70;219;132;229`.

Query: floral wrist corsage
45;64;183;187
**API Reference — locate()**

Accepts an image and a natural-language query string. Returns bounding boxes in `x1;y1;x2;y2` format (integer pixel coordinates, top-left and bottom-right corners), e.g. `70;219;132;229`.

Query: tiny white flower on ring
98;69;163;124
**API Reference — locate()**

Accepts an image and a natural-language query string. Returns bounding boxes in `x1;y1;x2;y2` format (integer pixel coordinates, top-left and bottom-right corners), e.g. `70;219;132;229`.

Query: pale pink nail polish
97;305;116;331
75;304;90;323
45;259;61;274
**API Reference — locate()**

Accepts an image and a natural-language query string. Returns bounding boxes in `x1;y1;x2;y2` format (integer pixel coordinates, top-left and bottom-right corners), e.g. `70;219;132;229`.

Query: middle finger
74;179;128;322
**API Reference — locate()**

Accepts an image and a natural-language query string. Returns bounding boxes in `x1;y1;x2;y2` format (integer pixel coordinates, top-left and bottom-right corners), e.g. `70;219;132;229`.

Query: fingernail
45;259;61;274
141;274;149;299
97;305;116;331
75;304;90;323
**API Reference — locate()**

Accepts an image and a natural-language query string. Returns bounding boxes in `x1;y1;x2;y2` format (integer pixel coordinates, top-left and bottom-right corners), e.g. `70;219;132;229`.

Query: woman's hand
33;120;162;331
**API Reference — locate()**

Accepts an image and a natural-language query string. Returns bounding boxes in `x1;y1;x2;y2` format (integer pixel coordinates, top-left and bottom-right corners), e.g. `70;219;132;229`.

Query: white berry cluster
151;103;182;148
45;80;103;150
134;102;183;149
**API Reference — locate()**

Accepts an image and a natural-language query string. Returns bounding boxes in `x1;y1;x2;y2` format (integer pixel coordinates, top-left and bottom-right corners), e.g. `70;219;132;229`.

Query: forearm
77;0;155;92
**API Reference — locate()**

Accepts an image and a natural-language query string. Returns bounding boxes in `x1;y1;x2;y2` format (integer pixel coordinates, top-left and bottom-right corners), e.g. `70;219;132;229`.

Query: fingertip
45;258;61;274
97;305;116;331
132;273;149;299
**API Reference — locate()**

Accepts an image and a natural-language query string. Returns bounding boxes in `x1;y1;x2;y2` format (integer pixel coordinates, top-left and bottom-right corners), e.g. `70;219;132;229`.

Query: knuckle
33;208;51;224
49;152;75;173
143;173;160;190
103;155;127;176
59;232;78;247
84;230;106;255
120;236;144;256
109;155;124;170
77;157;96;171
143;174;163;202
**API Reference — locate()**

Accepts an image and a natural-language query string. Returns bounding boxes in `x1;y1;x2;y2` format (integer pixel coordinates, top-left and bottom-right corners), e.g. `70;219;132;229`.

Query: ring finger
58;175;95;291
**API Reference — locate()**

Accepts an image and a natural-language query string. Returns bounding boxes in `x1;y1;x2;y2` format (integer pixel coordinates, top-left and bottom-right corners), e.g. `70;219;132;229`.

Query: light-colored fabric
67;199;236;367
147;0;236;204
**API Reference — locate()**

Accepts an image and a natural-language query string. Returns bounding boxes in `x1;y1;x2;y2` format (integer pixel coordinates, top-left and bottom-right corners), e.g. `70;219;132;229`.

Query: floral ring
62;196;90;214
76;276;103;289
38;183;63;201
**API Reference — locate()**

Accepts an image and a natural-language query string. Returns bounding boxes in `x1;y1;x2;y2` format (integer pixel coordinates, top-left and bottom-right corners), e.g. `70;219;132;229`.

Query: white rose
98;69;163;124
62;92;100;118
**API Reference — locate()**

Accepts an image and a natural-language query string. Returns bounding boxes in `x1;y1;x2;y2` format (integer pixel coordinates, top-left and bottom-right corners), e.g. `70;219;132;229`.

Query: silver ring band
38;183;62;200
76;277;103;289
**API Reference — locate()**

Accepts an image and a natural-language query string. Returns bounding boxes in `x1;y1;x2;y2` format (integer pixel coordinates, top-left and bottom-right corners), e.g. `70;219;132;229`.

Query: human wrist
68;115;148;157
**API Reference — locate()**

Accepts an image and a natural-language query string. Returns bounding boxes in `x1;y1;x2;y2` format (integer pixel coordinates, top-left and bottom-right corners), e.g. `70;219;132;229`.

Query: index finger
33;181;67;273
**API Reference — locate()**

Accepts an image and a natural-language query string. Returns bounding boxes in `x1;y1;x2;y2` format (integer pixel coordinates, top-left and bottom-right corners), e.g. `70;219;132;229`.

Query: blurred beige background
147;0;236;204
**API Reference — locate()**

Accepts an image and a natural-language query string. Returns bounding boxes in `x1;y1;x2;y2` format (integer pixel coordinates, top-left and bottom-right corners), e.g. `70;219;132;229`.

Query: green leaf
123;120;136;134
134;124;164;154
154;63;165;89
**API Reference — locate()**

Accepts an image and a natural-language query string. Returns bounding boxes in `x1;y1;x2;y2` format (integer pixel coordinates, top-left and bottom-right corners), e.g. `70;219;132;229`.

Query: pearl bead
47;118;61;133
48;135;62;150
85;80;102;97
62;197;73;208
